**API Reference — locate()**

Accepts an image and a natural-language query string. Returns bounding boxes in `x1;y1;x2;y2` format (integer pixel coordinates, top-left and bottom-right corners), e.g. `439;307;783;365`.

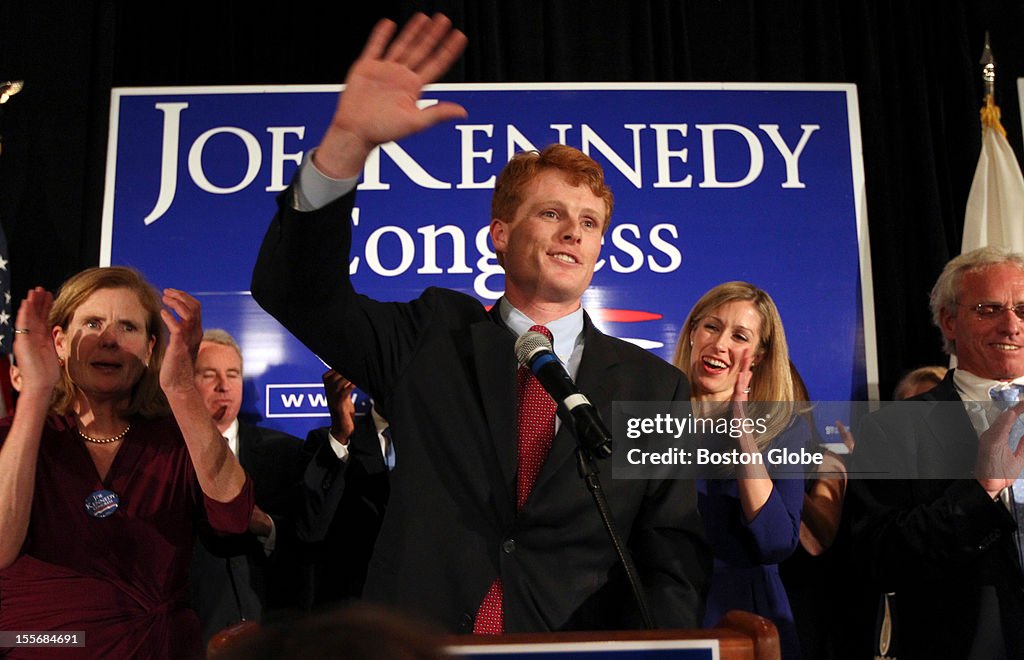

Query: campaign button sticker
84;489;119;519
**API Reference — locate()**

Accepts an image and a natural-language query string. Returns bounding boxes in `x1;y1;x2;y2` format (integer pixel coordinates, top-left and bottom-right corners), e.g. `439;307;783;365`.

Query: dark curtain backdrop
1;0;1022;399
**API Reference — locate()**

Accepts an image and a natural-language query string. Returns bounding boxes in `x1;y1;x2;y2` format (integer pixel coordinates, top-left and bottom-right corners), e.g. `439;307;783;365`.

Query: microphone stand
573;438;655;630
516;331;654;628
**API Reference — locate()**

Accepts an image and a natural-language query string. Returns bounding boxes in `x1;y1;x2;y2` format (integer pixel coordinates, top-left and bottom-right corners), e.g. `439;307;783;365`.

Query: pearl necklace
78;424;131;445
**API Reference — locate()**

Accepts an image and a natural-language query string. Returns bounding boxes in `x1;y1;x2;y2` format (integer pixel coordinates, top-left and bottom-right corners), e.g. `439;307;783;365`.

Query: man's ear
489;218;508;253
490;218;510;267
939;308;958;346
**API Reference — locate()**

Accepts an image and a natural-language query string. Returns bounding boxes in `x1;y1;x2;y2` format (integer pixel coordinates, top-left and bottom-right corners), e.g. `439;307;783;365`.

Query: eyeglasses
960;303;1024;320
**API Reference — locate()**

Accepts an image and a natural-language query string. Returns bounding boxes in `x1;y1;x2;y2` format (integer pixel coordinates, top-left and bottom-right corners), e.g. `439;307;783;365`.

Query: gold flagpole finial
980;32;995;100
978;33;1005;136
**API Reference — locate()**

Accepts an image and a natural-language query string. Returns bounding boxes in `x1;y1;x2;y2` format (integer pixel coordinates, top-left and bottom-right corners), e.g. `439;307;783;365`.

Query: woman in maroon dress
0;267;253;659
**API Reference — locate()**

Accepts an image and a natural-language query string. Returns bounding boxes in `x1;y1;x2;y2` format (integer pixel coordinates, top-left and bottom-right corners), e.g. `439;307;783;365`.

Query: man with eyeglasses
847;246;1024;659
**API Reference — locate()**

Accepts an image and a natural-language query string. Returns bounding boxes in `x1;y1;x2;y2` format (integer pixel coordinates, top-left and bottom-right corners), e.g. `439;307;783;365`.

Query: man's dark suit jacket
251;187;712;634
190;422;309;642
847;371;1024;659
299;413;389;606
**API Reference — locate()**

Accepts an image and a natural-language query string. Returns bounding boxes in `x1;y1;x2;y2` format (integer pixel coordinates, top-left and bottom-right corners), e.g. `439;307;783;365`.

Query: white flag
961;106;1024;253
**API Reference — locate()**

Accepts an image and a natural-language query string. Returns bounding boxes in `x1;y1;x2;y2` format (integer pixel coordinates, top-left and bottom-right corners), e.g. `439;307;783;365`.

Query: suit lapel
472;311;518;503
573;316;622;413
530;313;618;498
921;372;980;478
236;422;255;473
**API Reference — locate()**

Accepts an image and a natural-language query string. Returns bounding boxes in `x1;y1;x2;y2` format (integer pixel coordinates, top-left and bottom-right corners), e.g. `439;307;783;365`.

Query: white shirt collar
952;368;1024;436
222;418;240;456
953;368;1024;402
497;297;584;364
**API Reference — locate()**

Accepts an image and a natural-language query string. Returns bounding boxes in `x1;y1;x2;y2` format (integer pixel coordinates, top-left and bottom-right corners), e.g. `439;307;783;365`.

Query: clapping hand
248;504;273;537
730;350;755;429
323;369;357;444
835;420;856;453
976;400;1024;497
12;288;61;395
159;288;203;396
729;351;765;460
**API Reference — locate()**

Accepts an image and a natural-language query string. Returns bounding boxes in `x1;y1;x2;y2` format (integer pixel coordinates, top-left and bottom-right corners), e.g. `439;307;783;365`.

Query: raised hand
12;288;61;395
159;288;203;396
315;13;468;179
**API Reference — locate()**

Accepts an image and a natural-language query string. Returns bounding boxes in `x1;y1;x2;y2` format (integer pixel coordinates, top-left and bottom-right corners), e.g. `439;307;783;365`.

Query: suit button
459;613;473;632
978;531;998;550
502;539;516;554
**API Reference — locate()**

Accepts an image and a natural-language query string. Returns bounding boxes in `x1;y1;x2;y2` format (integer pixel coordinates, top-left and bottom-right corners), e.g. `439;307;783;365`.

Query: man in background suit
299;369;390;607
251;13;710;633
848;246;1024;659
189;329;309;642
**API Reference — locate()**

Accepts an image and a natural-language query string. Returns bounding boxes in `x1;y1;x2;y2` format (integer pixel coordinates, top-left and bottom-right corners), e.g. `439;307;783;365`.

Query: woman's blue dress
698;417;808;659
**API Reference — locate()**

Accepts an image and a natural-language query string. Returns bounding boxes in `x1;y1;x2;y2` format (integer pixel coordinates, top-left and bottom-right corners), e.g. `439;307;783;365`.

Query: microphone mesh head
514;331;552;367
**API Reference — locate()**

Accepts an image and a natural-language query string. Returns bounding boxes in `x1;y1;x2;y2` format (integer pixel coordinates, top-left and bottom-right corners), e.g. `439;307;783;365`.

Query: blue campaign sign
102;84;874;439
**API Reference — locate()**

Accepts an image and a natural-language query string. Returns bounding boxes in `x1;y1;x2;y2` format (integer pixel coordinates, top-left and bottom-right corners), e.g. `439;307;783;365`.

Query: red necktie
473;324;556;635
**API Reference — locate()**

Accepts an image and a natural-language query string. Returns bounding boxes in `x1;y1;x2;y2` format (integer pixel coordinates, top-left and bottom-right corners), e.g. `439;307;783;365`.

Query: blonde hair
672;281;794;447
49;266;169;418
893;365;947;400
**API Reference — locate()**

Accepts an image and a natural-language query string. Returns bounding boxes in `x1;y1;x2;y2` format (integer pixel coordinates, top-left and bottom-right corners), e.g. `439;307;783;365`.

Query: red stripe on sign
481;306;660;323
588;309;663;323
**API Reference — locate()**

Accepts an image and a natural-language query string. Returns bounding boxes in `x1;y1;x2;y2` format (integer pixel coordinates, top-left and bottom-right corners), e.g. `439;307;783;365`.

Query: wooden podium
208;609;779;660
443;611;780;660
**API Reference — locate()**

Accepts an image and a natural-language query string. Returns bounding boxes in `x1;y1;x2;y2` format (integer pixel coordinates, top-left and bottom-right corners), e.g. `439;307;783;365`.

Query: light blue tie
988;384;1024;450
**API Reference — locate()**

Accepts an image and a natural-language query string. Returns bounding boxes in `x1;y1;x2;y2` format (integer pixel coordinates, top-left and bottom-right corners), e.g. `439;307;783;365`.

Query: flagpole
0;80;21;413
960;32;1024;258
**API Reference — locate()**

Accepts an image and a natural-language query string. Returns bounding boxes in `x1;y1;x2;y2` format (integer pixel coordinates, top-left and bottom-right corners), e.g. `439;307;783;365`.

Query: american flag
0;192;12;416
0;226;11;355
0;81;14;354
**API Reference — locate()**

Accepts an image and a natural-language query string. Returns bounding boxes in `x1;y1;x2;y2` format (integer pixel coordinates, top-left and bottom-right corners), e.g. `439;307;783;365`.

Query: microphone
514;331;613;459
